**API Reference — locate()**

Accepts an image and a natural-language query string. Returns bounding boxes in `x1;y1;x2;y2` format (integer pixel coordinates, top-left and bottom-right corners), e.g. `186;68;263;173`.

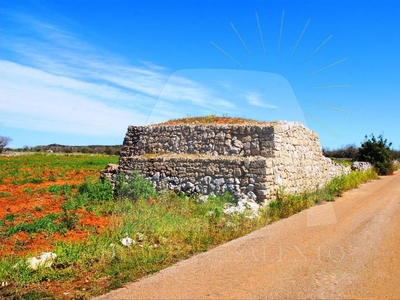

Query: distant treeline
323;144;400;160
5;143;400;159
8;144;122;155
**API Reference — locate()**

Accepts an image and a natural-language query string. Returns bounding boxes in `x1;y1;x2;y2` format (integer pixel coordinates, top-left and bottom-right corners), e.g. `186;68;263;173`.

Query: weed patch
268;169;378;221
5;213;63;236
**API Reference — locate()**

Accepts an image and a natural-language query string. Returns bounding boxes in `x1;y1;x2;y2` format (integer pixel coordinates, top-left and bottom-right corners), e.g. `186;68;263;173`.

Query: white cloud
0;12;242;136
0;61;148;136
245;92;278;109
0;12;287;135
160;75;235;109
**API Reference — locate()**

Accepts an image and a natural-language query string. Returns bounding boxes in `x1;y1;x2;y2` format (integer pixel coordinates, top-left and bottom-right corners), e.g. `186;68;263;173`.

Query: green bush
328;176;346;197
60;180;114;213
357;134;394;175
268;188;313;221
77;179;114;204
115;171;157;200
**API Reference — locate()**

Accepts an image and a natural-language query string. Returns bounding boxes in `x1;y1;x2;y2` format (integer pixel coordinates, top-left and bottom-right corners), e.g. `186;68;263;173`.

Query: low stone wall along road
95;171;400;299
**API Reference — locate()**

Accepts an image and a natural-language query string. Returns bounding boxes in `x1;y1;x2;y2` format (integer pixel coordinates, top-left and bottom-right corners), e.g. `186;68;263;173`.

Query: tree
323;144;359;159
357;134;393;175
0;136;12;153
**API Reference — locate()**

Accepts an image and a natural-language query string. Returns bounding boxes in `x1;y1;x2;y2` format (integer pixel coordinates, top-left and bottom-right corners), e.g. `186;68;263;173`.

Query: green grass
393;160;400;171
48;183;74;196
4;213;63;236
268;169;379;221
0;153;118;185
332;159;353;167
0;165;379;299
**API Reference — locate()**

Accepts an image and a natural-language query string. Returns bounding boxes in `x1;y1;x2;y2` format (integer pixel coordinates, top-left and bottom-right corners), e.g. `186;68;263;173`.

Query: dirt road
95;171;400;299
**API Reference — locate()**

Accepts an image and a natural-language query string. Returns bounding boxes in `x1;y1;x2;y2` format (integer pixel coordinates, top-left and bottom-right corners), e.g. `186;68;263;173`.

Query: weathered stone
213;178;225;186
257;190;269;196
198;195;209;203
247;184;254;191
233;139;243;148
351;161;373;171
233;168;242;177
227;178;235;184
247;191;257;200
113;121;350;203
245;200;259;211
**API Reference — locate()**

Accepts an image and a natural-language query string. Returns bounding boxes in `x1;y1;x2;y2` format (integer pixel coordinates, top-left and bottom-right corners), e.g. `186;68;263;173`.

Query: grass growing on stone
0;157;378;299
156;114;269;125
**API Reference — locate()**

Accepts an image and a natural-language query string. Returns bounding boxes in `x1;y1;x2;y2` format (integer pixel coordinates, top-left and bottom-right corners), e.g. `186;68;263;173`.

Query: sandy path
95;171;400;299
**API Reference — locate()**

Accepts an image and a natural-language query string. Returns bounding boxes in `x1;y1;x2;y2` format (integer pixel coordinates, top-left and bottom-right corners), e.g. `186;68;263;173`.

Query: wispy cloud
0;60;148;136
245;92;278;108
0;11;240;138
146;73;237;124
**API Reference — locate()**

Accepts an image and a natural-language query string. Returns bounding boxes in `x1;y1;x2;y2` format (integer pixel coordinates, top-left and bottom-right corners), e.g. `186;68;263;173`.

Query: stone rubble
100;163;119;186
223;193;261;218
351;161;373;172
121;236;135;247
26;252;57;270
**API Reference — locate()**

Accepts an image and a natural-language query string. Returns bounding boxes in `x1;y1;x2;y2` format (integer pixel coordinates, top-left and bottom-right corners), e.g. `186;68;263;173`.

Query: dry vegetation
155;114;271;126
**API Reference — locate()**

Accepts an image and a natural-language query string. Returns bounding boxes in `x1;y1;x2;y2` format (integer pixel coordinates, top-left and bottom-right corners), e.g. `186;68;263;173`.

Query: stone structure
110;121;350;203
351;161;373;172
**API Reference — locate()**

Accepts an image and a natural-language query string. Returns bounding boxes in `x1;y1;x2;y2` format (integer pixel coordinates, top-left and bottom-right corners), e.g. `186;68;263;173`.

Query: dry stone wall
120;124;275;157
270;122;349;195
119;155;270;201
117;121;350;203
351;161;373;172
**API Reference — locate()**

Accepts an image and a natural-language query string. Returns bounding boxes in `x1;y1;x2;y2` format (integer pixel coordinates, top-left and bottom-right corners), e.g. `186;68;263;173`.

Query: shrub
357;134;394;175
323;144;358;159
0;136;12;153
76;179;114;205
115;171;157;200
79;181;112;201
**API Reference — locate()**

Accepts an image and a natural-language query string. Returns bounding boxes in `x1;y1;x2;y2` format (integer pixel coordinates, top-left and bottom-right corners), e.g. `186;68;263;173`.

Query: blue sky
1;0;399;149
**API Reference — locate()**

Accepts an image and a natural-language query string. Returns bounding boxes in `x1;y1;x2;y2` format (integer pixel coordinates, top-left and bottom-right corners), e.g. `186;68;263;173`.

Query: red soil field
0;164;111;257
